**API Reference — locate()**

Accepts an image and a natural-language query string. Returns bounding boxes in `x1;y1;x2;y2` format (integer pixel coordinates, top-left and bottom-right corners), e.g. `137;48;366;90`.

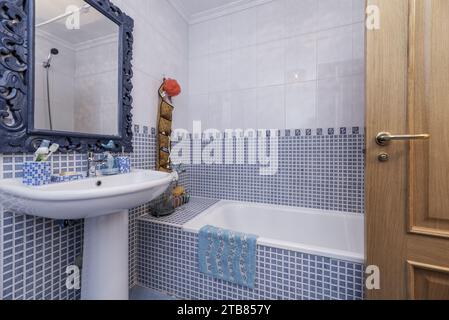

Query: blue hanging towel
198;225;258;288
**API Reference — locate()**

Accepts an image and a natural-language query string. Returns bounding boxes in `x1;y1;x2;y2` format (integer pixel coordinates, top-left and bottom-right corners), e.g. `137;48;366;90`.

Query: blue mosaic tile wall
0;152;86;300
178;127;365;214
137;217;364;300
0;126;156;300
128;126;157;287
1;125;366;300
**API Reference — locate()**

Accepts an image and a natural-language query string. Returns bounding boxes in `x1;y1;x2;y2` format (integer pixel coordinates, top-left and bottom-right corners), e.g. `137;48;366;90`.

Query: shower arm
35;4;91;28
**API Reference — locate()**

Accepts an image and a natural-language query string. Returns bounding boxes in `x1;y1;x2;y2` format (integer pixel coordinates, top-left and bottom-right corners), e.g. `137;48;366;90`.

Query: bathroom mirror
0;0;134;153
34;0;120;136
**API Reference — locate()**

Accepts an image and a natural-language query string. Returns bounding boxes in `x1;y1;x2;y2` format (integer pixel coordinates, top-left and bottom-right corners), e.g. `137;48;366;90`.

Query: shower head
43;48;59;68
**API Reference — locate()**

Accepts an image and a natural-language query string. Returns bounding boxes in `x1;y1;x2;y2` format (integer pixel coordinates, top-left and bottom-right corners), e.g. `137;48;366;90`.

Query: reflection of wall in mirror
73;34;119;136
35;30;76;132
35;29;119;135
34;0;120;136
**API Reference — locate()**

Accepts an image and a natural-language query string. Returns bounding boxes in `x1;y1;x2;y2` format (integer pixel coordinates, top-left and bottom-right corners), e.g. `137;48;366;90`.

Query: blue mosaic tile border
137;221;364;300
175;127;364;140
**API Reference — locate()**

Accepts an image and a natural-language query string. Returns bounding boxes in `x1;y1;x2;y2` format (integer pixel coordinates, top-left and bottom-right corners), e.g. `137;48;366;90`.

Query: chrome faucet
87;151;107;178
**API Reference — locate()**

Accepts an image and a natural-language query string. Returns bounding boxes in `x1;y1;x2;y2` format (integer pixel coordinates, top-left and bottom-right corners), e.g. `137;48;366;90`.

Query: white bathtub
183;200;365;263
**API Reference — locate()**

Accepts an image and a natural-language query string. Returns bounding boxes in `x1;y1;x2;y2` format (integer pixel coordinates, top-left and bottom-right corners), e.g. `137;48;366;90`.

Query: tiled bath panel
137;204;364;300
0;126;156;300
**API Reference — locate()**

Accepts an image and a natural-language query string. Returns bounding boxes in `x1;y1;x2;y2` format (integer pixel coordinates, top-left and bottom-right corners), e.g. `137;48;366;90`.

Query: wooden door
366;0;449;300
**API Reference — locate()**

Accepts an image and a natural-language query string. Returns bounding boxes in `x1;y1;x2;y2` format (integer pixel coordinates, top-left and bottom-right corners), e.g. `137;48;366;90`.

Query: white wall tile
189;22;210;58
231;46;258;90
285;81;317;129
230;89;258;130
318;0;353;30
317;25;354;80
257;40;285;87
231;8;258;49
284;0;318;37
317;76;355;128
188;0;365;130
131;71;160;129
209;15;232;54
285;34;317;83
256;0;286;44
172;97;191;131
189;94;209;126
352;22;365;76
208;52;231;93
256;85;285;129
189;57;209;95
112;0;189;130
208;92;231;131
350;74;366;126
352;0;367;23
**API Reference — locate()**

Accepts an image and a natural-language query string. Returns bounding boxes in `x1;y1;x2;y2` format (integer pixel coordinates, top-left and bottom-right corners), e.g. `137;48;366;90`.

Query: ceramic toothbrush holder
116;157;131;174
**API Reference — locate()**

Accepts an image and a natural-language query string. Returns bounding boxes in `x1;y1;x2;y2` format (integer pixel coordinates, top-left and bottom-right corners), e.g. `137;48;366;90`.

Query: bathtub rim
182;200;365;264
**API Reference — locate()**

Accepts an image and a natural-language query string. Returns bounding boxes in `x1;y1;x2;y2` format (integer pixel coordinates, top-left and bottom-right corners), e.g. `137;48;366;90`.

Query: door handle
376;132;430;146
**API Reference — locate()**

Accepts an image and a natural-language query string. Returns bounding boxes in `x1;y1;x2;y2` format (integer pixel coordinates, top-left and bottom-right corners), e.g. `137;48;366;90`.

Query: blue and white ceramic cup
116;157;131;174
22;162;51;186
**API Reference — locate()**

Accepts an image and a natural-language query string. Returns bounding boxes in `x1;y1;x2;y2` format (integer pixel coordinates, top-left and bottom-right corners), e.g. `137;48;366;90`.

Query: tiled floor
129;286;177;300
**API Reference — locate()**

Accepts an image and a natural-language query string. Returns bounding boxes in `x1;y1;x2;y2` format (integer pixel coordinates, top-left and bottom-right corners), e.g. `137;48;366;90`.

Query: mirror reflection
34;0;120;136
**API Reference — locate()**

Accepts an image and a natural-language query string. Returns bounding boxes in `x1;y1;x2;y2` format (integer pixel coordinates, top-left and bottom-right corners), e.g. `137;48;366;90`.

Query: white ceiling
169;0;238;17
169;0;266;23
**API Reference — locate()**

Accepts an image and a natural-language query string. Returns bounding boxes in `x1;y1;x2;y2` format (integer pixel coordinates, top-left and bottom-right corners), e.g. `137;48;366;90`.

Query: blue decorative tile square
116;157;131;174
22;162;51;186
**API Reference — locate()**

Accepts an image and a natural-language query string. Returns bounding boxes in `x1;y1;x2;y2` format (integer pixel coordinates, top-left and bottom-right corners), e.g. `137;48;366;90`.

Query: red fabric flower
163;78;181;97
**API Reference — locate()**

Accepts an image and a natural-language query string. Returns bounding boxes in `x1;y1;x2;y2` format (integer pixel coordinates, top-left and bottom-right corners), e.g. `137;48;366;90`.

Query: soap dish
98;168;120;176
51;173;84;183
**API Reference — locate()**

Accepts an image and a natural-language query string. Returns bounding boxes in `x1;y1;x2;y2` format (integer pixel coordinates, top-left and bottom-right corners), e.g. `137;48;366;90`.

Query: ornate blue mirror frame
0;0;134;153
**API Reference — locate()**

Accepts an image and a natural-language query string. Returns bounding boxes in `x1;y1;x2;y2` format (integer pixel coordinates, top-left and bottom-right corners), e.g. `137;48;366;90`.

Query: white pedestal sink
0;170;172;300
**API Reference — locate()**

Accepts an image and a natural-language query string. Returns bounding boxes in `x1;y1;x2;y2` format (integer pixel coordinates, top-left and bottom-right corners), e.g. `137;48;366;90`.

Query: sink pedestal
81;210;129;300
